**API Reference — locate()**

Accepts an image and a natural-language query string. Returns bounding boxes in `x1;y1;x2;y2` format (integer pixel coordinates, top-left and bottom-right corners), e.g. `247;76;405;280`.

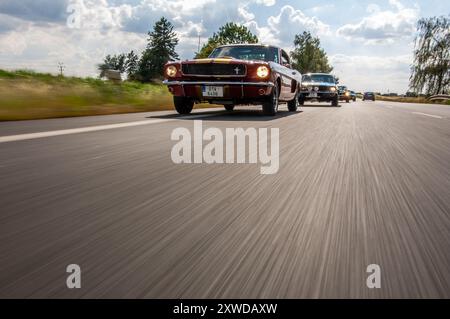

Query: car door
278;50;300;100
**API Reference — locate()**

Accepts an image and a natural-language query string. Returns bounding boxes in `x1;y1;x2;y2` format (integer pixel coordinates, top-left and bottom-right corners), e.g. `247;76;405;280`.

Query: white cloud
330;54;412;93
245;5;330;46
238;5;255;22
0;31;27;55
254;0;276;6
0;21;146;76
337;1;419;44
268;5;330;37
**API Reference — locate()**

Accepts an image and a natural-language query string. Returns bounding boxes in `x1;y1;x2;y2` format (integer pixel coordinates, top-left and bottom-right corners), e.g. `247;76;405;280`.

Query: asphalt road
0;100;449;298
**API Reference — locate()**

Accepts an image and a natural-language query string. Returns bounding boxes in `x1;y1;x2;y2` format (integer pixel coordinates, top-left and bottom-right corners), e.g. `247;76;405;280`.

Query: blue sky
0;0;448;93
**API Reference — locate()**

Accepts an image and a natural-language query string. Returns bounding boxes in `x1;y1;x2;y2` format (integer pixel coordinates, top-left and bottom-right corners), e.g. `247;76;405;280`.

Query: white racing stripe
412;112;443;119
0;113;218;143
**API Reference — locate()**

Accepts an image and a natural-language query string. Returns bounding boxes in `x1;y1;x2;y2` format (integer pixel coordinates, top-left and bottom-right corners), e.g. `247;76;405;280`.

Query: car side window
281;50;290;66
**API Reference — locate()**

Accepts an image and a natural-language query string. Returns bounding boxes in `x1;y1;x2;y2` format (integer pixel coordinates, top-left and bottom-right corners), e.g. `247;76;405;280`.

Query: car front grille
182;63;247;76
303;85;334;92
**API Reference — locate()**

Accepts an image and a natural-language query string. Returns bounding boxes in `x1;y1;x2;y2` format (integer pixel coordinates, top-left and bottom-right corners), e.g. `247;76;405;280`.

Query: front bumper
163;80;275;100
163;80;274;87
300;91;337;100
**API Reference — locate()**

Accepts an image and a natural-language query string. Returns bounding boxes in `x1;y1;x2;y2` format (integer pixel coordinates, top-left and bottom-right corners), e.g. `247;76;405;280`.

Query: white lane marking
412;112;443;119
0;113;218;143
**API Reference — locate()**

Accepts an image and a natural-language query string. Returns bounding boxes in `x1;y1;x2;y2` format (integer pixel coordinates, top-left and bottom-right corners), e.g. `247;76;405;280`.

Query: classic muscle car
338;85;351;103
163;44;302;115
299;73;339;107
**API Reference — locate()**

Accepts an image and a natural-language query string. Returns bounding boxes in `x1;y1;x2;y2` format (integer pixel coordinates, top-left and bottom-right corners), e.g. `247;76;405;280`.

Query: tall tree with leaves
290;31;333;74
410;16;450;95
97;54;126;78
125;50;139;81
196;23;259;59
138;17;179;81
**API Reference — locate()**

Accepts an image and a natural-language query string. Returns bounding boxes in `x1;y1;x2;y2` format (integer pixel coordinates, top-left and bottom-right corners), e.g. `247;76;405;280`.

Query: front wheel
174;96;194;114
224;104;235;111
298;94;305;106
332;96;339;107
287;92;299;112
262;85;279;116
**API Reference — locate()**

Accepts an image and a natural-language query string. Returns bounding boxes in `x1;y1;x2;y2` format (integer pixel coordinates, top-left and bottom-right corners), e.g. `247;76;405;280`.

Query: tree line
99;15;449;96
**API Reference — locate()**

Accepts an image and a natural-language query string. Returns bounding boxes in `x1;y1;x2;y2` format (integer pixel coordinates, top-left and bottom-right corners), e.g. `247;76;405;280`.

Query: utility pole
57;62;66;76
197;33;201;54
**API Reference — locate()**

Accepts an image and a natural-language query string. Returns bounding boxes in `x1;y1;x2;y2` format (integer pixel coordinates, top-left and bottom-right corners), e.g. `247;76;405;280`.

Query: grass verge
0;69;216;121
375;95;450;105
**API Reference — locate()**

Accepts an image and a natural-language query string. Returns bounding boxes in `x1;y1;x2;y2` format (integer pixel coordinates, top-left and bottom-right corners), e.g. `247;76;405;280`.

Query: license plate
202;86;223;97
308;92;318;98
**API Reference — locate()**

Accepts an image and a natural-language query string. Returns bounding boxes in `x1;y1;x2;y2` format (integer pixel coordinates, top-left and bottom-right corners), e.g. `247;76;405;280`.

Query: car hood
302;82;335;87
182;58;268;65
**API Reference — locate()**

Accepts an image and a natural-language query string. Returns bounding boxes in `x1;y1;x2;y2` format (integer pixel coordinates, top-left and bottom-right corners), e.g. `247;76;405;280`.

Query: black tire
346;98;350;103
224;104;235;111
262;84;279;116
174;96;194;114
287;92;299;112
298;94;305;106
332;95;339;107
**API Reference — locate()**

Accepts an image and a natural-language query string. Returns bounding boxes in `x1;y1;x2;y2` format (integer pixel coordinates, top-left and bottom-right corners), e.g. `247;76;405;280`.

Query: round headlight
166;65;177;77
345;91;350;96
256;66;269;78
330;87;336;92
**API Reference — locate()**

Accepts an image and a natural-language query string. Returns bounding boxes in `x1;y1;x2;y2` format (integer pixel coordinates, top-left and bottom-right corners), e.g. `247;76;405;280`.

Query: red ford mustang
163;44;303;116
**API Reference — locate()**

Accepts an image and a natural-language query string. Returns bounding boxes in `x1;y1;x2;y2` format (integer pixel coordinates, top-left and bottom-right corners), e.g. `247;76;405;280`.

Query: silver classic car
298;73;339;107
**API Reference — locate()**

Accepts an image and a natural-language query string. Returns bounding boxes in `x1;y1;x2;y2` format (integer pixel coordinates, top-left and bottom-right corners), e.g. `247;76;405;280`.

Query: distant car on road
363;92;376;101
350;91;357;102
163;44;302;116
338;86;351;103
299;73;339;107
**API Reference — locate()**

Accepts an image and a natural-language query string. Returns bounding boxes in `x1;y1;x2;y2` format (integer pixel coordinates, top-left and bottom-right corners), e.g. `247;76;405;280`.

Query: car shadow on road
302;104;341;108
148;108;303;122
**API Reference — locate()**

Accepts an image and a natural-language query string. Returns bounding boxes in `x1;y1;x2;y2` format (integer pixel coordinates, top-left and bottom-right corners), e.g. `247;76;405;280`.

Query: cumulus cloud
245;5;330;46
254;0;276;6
0;20;146;76
330;53;412;93
336;0;419;44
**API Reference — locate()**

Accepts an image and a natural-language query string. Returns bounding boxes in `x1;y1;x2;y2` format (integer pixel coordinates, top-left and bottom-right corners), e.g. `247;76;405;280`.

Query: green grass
375;95;449;105
0;69;214;121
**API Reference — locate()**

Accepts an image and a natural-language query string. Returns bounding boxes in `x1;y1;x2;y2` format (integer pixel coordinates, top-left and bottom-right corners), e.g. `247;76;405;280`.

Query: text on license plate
308;92;318;98
202;86;224;97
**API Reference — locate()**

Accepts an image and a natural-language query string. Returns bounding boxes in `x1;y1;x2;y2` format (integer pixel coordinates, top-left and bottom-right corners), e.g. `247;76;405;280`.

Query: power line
57;62;66;76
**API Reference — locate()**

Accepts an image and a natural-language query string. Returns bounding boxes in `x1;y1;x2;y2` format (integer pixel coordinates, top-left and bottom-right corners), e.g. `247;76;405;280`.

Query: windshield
302;74;335;83
209;46;279;63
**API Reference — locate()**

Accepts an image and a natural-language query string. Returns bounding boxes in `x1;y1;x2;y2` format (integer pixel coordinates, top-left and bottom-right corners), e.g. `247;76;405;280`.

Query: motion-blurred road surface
0;100;449;298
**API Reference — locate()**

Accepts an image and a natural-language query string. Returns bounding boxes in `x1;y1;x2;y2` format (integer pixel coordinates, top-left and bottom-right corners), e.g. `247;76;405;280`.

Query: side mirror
335;78;340;84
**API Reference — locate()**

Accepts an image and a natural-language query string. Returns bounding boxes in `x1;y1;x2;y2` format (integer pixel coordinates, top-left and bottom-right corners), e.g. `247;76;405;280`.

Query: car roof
303;73;334;76
216;44;280;50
